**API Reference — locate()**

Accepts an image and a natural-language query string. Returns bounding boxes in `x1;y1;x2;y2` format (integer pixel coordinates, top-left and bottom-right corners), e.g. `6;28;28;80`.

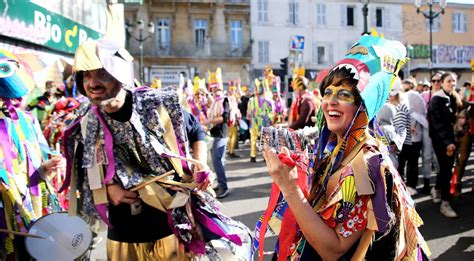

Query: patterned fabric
66;86;189;217
0;103;60;254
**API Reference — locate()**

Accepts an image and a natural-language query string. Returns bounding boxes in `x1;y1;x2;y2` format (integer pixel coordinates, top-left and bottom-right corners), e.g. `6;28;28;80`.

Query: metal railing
132;42;251;58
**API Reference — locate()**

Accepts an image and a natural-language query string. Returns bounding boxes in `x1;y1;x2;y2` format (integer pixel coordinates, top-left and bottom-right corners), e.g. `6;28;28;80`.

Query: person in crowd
415;80;425;93
289;67;316;130
27;80;56;127
227;80;242;158
0;49;65;260
205;68;231;198
452;81;473;197
259;34;429;260
377;79;406;168
188;76;209;125
247;78;274;163
399;80;425;196
428;71;459;218
419;72;443;194
422;80;431;92
271;77;287;125
238;85;251;142
61;39;247;260
401;78;415;92
64;75;78;98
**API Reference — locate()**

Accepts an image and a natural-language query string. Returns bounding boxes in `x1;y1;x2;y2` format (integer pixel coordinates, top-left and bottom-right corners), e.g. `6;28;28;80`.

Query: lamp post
407;44;414;78
414;0;447;73
360;0;370;35
126;18;155;83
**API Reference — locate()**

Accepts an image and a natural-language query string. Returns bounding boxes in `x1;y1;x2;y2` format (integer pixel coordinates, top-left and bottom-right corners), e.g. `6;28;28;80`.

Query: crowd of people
377;71;473;218
0;32;472;260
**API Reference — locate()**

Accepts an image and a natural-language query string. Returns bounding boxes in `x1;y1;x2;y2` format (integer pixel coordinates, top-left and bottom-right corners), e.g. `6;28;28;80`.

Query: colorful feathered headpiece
0;49;33;99
326;32;408;120
208;68;223;90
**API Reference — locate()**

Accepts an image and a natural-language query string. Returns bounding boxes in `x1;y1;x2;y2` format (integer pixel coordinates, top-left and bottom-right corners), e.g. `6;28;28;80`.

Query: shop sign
0;0;102;54
149;66;189;86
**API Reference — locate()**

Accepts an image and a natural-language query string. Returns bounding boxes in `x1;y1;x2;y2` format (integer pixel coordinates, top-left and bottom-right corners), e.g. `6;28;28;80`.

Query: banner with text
0;0;102;54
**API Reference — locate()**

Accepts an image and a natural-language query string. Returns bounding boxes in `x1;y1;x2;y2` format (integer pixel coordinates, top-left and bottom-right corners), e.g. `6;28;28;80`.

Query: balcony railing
130;42;251;58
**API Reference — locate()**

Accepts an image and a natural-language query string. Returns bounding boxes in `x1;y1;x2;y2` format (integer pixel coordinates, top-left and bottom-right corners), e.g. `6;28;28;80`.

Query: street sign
290;35;305;51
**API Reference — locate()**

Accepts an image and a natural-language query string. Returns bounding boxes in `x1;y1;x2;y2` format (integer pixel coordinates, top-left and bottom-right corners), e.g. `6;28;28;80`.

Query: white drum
198;220;253;261
238;119;248;131
25;212;93;261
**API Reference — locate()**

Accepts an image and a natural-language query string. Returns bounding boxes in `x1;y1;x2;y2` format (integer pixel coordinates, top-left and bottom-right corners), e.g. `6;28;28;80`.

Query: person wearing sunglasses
420;71;444;194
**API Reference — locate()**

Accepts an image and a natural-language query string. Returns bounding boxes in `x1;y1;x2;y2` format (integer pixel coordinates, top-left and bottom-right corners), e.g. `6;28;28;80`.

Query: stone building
403;1;473;84
125;0;252;87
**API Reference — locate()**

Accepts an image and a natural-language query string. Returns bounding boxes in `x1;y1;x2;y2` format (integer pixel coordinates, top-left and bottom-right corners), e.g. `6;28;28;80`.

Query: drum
197;220;253;261
238;119;248;130
25;212;93;261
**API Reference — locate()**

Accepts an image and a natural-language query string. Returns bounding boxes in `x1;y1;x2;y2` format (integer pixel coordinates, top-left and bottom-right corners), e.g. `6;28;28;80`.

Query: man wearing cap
62;39;210;260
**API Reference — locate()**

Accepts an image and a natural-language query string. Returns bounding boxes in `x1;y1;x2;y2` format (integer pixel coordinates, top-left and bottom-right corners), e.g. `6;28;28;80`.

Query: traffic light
280;57;288;76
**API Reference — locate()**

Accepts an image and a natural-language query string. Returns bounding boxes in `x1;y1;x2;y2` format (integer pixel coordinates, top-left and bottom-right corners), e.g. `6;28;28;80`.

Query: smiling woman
258;34;430;261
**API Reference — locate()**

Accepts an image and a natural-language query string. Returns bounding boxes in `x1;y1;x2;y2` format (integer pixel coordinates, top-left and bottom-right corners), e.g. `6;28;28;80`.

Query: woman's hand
447;143;456;156
41;156;66;178
263;145;299;194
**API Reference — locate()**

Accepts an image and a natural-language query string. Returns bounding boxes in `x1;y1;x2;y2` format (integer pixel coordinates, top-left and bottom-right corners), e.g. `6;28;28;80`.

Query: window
452;12;467;33
456;48;465;64
289;0;299;25
230;20;242;51
316;3;326;26
347;6;355;26
425;15;441;32
313;42;333;65
258;0;268;23
156;19;170;50
258;41;269;64
376;8;383;27
194;19;207;49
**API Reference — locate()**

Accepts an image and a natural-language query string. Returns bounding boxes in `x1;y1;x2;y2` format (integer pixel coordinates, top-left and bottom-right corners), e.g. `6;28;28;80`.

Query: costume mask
327;32;408;120
0;49;32;99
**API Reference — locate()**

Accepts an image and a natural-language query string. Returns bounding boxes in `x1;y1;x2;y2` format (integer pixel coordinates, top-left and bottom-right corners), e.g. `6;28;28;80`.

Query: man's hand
106;183;139;206
192;161;211;191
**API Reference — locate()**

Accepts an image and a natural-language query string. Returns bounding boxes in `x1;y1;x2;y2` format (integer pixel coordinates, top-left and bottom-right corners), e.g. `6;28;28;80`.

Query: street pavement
90;142;474;260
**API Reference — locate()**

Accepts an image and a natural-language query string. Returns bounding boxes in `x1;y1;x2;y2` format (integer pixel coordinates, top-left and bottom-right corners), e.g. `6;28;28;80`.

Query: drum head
238;119;248;130
25;212;92;261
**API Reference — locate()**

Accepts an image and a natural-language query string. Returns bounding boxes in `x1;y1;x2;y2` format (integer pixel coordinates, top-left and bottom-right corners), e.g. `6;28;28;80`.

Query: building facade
125;0;252;87
403;1;473;84
250;0;404;93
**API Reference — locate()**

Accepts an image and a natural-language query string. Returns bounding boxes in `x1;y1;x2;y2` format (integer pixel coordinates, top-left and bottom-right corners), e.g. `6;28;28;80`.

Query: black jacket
428;90;456;147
